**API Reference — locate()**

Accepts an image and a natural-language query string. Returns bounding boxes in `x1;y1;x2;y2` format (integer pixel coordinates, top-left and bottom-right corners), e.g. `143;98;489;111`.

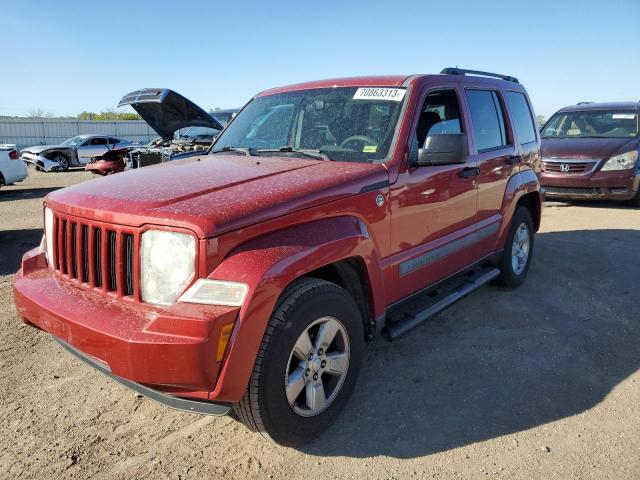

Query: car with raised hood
540;101;640;206
117;88;236;169
14;68;543;446
20;135;138;172
85;89;237;175
0;144;28;188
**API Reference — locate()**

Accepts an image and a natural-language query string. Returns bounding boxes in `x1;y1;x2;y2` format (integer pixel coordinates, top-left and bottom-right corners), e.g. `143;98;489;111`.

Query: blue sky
2;0;639;118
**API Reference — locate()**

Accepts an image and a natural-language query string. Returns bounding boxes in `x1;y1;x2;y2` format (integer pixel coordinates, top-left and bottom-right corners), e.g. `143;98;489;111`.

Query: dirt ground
1;169;639;480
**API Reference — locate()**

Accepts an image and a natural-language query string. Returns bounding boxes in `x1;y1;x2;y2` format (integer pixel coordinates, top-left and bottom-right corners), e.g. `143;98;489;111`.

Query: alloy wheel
285;316;350;417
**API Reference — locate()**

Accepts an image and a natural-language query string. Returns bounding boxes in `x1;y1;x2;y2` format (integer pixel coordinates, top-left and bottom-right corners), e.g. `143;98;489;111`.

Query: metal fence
0;119;159;149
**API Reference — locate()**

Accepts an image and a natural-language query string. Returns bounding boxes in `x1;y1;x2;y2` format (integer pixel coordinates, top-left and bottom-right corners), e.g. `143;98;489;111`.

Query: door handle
458;167;480;178
507;155;523;165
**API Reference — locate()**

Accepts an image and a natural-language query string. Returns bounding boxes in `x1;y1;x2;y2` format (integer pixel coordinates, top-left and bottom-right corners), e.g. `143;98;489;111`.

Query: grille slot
81;226;89;283
124;234;134;296
70;223;77;279
108;231;117;292
94;229;103;288
49;212;141;300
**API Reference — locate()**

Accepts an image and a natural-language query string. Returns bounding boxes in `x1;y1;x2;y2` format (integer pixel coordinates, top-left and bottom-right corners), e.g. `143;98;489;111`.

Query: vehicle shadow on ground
0;187;60;202
302;228;639;459
0;229;42;275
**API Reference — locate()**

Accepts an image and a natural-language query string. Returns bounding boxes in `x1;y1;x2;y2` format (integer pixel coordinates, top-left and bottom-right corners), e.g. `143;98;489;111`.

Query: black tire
628;188;640;208
496;206;534;288
233;277;364;446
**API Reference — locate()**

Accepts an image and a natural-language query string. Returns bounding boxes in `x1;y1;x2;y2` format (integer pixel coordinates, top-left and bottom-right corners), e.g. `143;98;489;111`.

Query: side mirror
416;133;468;166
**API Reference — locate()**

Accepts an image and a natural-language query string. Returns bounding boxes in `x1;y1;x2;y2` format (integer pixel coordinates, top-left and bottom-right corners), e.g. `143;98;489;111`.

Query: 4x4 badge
376;194;385;207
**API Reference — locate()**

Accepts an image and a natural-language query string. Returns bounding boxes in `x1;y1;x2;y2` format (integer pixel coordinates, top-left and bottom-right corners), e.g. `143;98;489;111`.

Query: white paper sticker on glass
353;88;406;102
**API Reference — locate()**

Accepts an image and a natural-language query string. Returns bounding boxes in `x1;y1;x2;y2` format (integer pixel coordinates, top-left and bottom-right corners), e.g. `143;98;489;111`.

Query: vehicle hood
118;88;223;141
46;155;389;238
541;136;639;160
22;145;66;154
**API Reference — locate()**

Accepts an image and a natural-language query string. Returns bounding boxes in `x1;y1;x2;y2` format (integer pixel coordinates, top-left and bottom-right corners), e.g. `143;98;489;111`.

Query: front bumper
54;336;230;415
541;168;640;201
13;248;238;408
21;153;60;172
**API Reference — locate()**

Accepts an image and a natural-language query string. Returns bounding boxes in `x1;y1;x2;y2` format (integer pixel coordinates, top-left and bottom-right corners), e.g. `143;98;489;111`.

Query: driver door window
414;89;463;148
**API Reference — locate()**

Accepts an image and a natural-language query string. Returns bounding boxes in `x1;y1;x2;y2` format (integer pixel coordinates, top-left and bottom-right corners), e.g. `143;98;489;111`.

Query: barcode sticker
353;88;406;102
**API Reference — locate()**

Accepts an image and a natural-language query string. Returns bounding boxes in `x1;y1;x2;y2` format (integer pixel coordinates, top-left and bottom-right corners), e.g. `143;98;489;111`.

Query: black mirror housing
416;133;468;166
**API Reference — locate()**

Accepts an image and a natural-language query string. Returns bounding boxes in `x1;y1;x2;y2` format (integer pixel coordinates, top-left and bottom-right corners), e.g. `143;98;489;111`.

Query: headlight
44;207;54;267
601;150;638;171
179;279;248;307
140;230;196;306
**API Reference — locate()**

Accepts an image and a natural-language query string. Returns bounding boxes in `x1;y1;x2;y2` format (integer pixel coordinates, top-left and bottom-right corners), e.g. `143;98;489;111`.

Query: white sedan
0;144;28;189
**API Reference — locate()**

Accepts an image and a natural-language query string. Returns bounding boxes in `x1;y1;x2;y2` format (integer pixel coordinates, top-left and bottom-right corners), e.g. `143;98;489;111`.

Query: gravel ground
1;169;639;479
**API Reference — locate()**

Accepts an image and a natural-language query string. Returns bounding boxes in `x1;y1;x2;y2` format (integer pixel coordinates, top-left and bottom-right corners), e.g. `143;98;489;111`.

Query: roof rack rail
576;101;593;105
440;67;519;84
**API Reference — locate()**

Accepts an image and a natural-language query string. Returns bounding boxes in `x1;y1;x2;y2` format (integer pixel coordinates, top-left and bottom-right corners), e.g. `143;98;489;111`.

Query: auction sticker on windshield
353;88;406;102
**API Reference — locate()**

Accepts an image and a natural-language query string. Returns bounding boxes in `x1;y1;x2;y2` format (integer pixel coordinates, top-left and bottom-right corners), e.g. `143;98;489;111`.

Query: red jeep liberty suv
14;68;543;446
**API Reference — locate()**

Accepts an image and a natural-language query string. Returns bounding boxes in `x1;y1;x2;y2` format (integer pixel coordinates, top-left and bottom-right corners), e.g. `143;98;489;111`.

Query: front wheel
496;206;534;288
628;188;640;208
52;154;70;172
233;278;364;446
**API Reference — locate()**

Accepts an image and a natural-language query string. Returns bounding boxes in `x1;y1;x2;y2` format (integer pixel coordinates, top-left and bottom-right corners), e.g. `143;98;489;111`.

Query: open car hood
118;88;223;141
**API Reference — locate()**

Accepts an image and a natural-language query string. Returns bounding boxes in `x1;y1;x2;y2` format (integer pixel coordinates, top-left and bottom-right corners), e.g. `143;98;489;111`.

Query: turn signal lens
216;323;234;362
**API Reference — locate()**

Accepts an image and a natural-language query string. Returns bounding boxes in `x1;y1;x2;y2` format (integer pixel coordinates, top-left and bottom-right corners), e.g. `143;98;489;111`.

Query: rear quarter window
505;92;537;144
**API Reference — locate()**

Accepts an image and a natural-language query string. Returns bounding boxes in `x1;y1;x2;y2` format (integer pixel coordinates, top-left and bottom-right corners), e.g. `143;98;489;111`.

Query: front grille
543;160;596;174
545;186;602;196
51;211;139;300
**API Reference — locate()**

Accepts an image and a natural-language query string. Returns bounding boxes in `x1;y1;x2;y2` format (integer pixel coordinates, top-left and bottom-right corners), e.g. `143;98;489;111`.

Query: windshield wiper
257;146;331;161
210;145;256;156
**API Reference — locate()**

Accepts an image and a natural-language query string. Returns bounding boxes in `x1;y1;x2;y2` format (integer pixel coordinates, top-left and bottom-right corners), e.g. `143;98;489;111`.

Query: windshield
60;136;86;146
177;126;221;141
542;110;639;138
212;87;407;162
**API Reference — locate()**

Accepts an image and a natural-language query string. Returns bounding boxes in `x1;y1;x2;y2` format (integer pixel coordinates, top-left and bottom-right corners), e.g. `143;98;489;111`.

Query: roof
559;101;640;112
257;71;526;97
258;76;412;96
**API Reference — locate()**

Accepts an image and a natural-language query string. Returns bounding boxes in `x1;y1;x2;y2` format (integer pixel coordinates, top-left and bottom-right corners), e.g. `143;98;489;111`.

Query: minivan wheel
496;206;534;288
628;188;640;208
233;278;364;446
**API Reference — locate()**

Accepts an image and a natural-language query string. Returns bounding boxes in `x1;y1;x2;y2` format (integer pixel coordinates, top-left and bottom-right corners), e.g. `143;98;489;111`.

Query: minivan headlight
44;207;54;267
140;230;196;306
601;150;638;171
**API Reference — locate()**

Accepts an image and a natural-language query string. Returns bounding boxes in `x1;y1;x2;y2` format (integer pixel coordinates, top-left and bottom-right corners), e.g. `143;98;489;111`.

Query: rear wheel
496;206;534;288
233;278;364;446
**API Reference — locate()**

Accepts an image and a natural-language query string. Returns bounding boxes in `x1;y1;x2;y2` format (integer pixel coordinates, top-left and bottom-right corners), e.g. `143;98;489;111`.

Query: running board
383;266;500;340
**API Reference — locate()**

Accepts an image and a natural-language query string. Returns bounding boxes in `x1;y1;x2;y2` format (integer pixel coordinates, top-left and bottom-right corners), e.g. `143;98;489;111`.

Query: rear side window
505;92;537;144
465;90;507;152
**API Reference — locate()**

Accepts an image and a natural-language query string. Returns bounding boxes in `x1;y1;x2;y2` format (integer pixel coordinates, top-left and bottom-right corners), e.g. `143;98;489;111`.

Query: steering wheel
339;135;376;150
